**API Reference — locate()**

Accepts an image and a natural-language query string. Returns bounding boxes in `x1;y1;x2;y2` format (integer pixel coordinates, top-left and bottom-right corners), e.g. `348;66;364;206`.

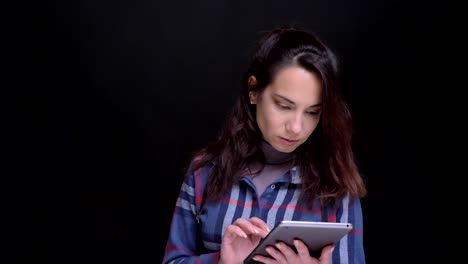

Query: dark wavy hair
189;26;366;205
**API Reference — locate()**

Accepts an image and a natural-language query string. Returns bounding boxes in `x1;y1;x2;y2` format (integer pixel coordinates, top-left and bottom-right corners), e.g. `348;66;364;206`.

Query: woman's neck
259;140;294;165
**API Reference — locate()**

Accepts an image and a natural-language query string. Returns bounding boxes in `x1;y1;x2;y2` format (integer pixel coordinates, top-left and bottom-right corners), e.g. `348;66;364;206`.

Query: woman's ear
249;91;258;104
248;75;257;89
248;76;258;104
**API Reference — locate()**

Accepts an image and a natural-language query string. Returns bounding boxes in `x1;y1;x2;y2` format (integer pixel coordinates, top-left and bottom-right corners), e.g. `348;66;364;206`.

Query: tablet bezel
243;220;353;263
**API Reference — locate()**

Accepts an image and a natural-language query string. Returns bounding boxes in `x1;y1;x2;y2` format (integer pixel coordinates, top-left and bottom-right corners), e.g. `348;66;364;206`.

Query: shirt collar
239;165;302;184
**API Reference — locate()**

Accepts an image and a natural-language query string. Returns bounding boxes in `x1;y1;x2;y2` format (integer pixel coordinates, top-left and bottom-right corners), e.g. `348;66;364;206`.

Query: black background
17;0;464;263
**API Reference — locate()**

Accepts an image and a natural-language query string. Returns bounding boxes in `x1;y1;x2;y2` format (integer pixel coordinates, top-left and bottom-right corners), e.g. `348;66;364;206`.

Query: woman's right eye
277;104;290;110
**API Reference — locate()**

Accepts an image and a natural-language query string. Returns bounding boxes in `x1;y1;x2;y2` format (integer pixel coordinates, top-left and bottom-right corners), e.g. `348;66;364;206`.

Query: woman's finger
266;246;287;264
293;239;311;259
248;217;271;236
276;241;297;260
233;218;264;236
318;244;335;264
225;224;248;239
252;255;276;264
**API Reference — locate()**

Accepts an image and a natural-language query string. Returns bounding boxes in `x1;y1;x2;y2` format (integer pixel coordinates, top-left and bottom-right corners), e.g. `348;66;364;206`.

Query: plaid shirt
162;163;365;264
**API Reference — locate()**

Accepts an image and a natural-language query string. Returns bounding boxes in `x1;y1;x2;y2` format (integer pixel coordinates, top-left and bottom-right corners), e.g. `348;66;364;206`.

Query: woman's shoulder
185;156;216;178
180;157;216;193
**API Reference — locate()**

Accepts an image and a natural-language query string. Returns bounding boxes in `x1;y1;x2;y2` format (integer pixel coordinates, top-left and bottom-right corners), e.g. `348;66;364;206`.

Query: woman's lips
279;137;300;146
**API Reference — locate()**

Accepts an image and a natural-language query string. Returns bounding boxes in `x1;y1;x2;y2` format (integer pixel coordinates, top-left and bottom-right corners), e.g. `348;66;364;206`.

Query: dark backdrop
20;0;462;263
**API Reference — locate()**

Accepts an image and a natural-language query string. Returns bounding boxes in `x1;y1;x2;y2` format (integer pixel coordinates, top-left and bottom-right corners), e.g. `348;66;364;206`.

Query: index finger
248;217;270;236
233;218;265;236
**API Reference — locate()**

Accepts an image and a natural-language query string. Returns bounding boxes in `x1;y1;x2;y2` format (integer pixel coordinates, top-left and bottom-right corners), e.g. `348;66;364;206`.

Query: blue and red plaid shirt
162;163;365;263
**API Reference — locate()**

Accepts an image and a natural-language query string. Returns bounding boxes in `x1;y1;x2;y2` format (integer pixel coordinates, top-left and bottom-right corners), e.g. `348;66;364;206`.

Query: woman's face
250;66;322;153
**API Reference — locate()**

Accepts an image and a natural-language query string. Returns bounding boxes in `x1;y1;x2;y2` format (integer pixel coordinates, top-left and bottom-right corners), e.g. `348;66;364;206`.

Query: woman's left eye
277;104;290;110
306;111;320;115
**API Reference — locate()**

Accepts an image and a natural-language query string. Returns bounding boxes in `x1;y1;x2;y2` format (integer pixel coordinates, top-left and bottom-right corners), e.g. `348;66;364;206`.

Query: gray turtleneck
248;141;294;196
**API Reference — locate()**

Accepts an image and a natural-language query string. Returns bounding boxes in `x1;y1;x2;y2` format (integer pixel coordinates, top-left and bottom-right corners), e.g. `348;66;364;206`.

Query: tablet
244;220;353;264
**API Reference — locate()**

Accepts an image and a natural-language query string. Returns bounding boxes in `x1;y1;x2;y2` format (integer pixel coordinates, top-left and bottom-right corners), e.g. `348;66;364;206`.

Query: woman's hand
251;240;335;264
220;217;270;264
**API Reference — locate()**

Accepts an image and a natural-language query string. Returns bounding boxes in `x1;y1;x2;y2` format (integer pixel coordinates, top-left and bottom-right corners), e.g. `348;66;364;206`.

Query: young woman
162;26;367;264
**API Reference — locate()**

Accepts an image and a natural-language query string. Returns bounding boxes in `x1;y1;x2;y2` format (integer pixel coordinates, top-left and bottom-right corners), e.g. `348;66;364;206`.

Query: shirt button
270;184;276;190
